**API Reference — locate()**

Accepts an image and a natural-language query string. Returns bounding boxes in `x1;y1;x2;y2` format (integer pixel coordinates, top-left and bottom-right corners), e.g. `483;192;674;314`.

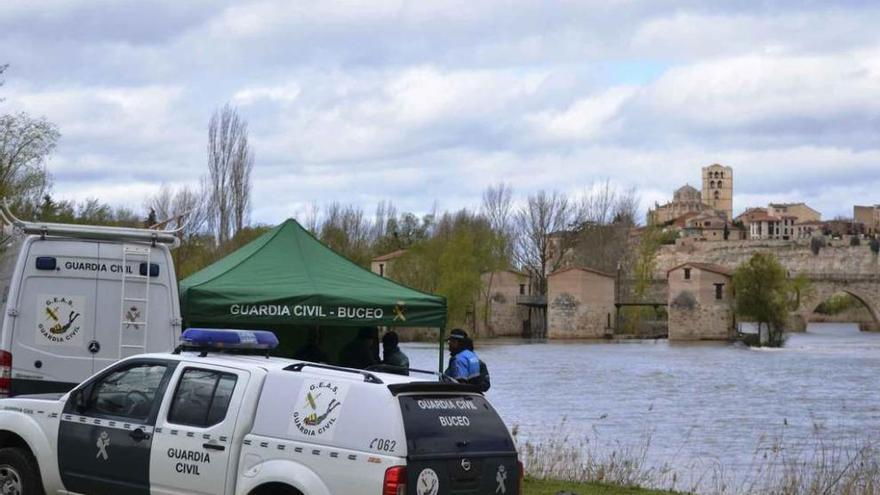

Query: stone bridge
790;273;880;331
653;241;880;332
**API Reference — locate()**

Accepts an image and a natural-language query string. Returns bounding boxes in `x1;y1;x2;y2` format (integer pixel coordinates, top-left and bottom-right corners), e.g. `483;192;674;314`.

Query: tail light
518;460;524;494
0;351;12;397
383;466;406;495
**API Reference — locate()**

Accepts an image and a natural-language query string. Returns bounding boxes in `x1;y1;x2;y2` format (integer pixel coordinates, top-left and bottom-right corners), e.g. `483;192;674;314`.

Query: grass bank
525;477;681;494
515;420;880;494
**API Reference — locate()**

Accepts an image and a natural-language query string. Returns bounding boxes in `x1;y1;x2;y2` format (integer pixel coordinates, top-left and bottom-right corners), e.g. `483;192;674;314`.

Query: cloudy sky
1;0;879;224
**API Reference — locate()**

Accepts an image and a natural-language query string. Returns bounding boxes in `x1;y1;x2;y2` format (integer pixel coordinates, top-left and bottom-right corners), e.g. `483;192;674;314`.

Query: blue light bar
180;328;279;350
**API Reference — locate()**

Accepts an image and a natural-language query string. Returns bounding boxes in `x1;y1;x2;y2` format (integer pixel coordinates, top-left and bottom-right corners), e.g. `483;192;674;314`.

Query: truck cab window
168;368;237;428
88;363;167;419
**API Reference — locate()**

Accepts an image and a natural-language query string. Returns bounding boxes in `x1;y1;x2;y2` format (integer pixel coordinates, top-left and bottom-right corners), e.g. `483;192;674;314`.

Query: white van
0;205;182;396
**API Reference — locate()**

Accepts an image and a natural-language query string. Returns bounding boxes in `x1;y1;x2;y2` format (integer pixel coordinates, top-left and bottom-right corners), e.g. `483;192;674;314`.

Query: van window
88;363;168;420
168;368;237;427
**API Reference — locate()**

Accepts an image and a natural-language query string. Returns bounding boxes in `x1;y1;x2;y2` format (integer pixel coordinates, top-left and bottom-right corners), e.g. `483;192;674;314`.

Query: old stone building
854;205;880;234
648;185;713;225
768;203;821;224
547;267;615;339
667;262;735;340
371;249;407;278
702;164;733;220
681;210;745;242
475;269;532;338
648;163;734;226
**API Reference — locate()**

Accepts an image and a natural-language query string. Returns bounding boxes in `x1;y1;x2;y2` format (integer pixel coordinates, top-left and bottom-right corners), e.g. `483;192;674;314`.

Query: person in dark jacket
339;327;379;369
293;328;329;364
381;331;410;370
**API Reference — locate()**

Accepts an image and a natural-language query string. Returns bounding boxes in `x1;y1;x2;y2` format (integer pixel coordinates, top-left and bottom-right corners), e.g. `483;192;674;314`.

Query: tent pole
438;325;446;373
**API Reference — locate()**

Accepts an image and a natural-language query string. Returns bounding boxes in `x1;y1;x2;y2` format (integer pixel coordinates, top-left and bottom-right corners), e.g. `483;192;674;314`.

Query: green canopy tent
179;219;447;370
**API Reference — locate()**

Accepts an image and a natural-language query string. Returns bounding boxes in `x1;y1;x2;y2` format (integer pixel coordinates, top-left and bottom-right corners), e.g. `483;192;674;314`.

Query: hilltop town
372;164;880;342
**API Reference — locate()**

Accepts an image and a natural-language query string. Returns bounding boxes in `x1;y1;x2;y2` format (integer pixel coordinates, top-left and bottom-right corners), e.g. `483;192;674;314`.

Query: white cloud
525;86;636;141
1;1;879;224
233;82;301;105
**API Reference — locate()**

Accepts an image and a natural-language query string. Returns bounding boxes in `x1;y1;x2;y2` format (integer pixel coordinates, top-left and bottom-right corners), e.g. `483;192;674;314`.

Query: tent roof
179;219;446;328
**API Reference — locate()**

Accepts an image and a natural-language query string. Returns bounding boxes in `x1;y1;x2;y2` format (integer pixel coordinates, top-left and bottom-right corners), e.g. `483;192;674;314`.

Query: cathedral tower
701;164;733;220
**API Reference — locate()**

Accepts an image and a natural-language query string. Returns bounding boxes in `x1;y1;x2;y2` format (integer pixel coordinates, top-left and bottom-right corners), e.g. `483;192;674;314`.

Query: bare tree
569;182;640;273
146;182;208;235
481;183;514;235
320;202;372;264
206;103;253;244
479;183;515;332
514;190;574;295
299;201;321;234
230;133;254;234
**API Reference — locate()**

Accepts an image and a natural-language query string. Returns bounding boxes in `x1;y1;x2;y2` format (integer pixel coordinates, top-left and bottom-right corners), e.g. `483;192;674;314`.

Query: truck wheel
0;447;42;495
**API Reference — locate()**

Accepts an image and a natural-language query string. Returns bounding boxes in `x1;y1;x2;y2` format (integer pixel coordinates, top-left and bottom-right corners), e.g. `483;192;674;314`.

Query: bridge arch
792;282;880;332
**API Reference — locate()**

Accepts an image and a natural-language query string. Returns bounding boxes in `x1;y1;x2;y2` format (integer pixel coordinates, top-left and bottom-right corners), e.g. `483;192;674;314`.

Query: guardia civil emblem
37;295;84;345
290;380;349;440
416;468;439;495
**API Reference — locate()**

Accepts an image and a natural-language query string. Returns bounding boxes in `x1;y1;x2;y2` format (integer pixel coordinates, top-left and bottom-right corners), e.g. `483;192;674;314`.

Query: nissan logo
461;458;472;471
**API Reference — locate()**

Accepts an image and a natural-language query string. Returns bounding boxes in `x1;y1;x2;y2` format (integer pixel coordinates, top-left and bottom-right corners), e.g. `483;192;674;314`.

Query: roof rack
285;362;384;384
0;200;181;247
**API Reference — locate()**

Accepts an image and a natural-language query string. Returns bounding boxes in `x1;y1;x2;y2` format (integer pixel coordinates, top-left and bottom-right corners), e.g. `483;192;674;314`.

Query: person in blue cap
444;328;480;381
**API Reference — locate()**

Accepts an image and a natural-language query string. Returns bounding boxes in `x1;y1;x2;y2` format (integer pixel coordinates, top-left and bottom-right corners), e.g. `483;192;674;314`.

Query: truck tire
0;447;43;495
250;483;303;495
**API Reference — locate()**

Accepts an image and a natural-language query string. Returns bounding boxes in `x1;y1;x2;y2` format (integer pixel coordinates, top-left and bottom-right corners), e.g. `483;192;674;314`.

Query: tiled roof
372;249;408;262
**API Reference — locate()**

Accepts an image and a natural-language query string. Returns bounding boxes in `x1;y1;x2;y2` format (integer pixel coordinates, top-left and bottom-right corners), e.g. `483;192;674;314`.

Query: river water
401;323;880;490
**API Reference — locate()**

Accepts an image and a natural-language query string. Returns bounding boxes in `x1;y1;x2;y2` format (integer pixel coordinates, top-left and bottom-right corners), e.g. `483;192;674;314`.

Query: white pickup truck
0;329;521;495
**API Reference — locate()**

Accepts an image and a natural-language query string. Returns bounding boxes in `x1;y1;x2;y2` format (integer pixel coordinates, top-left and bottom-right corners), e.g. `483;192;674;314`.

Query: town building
735;203;822;240
648;185;714;225
702;164;733;220
648;163;734;226
681;210;745;242
854;205;880;234
667;262;735;340
546;266;615;339
767;203;821;224
370;249;407;277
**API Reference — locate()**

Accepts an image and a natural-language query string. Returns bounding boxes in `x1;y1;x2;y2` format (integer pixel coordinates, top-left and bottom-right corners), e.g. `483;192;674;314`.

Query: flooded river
402;323;880;489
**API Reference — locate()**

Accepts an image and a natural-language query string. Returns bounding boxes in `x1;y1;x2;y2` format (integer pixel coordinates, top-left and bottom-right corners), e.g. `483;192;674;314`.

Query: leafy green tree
732;253;790;346
391;210;508;329
788;272;815;311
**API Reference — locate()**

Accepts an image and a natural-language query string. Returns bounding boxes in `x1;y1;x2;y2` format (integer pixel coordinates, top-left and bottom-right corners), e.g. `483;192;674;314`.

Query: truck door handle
203;443;225;451
129;428;150;442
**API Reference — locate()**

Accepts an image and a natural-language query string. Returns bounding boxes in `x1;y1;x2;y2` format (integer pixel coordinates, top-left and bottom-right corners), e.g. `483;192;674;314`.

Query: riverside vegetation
515;421;880;495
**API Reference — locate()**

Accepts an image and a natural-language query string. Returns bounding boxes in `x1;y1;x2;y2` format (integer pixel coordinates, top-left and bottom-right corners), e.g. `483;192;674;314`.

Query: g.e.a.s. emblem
416;468;439;495
290;380;349;439
37;295;84;345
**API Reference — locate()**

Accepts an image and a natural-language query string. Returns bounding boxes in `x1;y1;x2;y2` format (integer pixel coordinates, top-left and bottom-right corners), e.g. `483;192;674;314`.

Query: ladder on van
119;244;151;358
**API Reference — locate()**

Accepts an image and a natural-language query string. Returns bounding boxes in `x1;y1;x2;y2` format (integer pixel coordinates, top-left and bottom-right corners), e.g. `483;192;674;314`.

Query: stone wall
547;268;615;339
657;240;880;332
668;303;735;340
655;239;880;277
667;266;735;340
475;270;530;338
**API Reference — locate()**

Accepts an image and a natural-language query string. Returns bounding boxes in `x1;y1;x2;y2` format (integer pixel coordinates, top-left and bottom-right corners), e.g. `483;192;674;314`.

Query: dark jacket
382;347;410;369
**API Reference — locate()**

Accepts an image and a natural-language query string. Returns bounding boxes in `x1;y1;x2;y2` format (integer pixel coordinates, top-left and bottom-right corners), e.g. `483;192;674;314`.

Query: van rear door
394;384;519;495
94;242;176;372
10;239;98;394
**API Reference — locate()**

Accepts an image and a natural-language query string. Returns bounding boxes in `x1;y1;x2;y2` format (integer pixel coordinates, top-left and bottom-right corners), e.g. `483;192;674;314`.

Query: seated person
293;329;329;364
339;327;379;369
